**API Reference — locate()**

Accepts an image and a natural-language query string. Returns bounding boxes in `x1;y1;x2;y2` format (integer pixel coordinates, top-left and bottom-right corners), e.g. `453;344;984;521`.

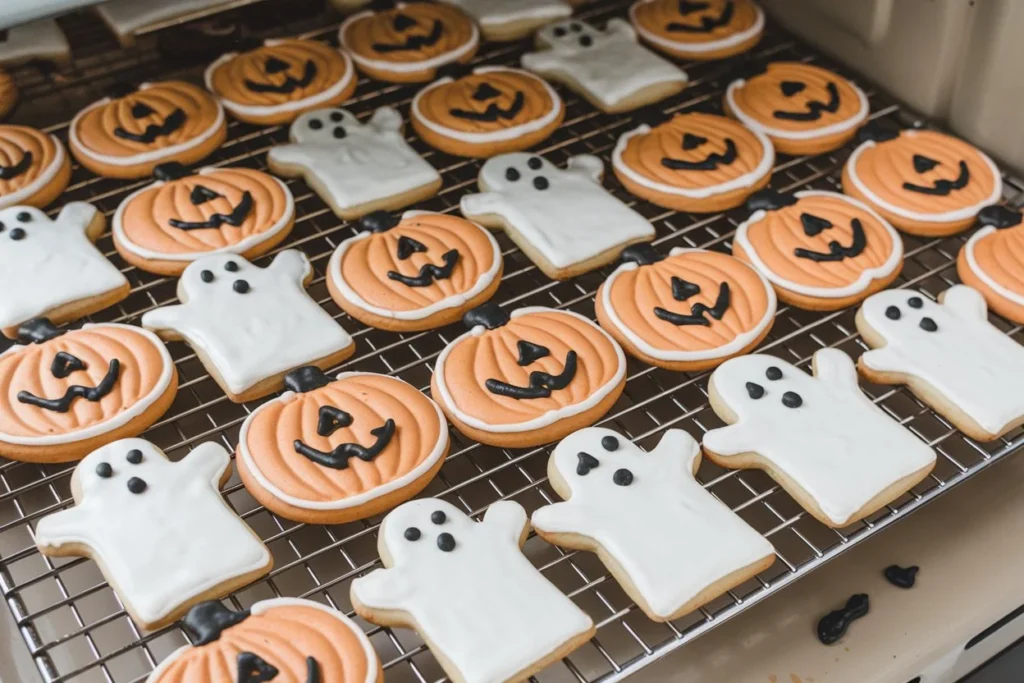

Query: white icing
433;306;627;434
237;371;449;512
436;0;571;28
338;6;480;75
204;41;356;120
845;132;1003;224
0;323;175;446
68;83;226;168
0;203;127;330
629;0;765;54
533;428;774;620
1;1;99;32
96;0;236;38
521;18;687;110
460;152;655;270
0;19;69;66
33;439;271;627
726;76;869;142
702;349;936;526
734;190;904;298
268;107;440;216
963;226;1024;307
611;119;774;200
411;66;563;145
140;250;354;396
351;498;593;683
112;166;295;263
859;285;1024;436
146;597;380;683
599;247;777;362
328;210;501;322
0;130;67;210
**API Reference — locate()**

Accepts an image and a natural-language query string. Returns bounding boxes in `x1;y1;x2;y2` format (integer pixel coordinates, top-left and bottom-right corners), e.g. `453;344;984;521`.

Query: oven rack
1;2;1023;682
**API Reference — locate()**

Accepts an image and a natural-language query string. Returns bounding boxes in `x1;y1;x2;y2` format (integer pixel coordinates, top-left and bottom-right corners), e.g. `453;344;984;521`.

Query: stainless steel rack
2;2;1023;682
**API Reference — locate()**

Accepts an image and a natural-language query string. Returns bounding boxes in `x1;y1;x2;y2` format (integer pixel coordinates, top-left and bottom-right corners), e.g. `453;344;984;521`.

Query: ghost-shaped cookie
33;438;272;630
351;498;595;683
0;19;70;67
856;285;1024;441
703;349;936;527
437;0;572;41
0;203;129;337
532;428;775;621
141;250;355;402
460;152;656;279
522;18;687;112
267;107;441;220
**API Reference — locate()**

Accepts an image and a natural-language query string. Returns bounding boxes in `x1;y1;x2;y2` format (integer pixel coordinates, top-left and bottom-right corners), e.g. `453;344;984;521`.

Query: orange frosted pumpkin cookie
68;81;226;179
725;62;868;156
596;244;775;371
113;163;295;276
411;66;564;157
237;366;448;525
0;319;177;463
957;205;1024;324
629;0;764;61
612;111;773;213
0;124;71;210
734;189;903;311
328;210;502;332
843;125;1002;237
431;303;626;448
339;2;479;83
205;38;357;125
0;68;16;118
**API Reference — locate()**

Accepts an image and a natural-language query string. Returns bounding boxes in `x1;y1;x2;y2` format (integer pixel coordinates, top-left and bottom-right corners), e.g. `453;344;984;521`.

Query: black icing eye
885;306;901;320
579;35;593;47
912;154;939;174
601;435;619;451
309;118;323;130
131;102;155;118
528;157;543;170
201;270;215;283
9;227;25;240
908;296;923;309
766;366;782;381
16;212;31;222
613;468;633;486
264;55;289;73
570;22;583;32
0;221;4;231
127;477;147;494
330;111;344;122
95;462;113;478
577;451;599;475
919;317;938;332
393;12;416;31
431;510;446;525
126;449;143;464
333;126;346;139
780;80;806;97
533;176;549;191
553;26;567;37
437;532;456;552
746;382;764;399
404;527;421;541
782;391;803;408
233;280;250;294
51;352;85;378
472;82;501;101
506;167;520;182
224;261;239;272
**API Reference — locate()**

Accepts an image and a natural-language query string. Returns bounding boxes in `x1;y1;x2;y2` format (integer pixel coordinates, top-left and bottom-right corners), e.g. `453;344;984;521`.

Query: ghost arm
566;155;605;184
858;345;909;376
57;202;100;238
268;249;312;286
701;422;758;461
531;501;595;537
140;304;189;340
605;18;638;42
350;566;416;614
652;428;702;477
460;191;507;220
34;505;93;553
369;106;403;134
941;285;988;322
813;348;862;395
267;142;311;168
482;500;529;547
178;441;231;489
521;48;565;73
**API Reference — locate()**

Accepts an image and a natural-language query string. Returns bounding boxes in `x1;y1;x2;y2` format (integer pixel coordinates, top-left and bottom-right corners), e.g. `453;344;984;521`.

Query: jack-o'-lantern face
0;125;67;209
629;0;764;59
341;2;477;69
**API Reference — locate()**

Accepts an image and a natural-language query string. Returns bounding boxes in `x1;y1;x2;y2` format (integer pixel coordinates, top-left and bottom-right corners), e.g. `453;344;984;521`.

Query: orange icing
244;374;443;503
0;326;168;438
416;68;556;135
120;168;290;255
0;69;16;112
730;62;863;133
342;3;475;66
632;0;760;45
968;226;1024;301
0;125;60;199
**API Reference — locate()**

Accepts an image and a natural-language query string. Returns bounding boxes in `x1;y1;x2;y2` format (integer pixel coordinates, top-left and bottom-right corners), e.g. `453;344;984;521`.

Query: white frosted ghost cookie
703;349;936;527
33;438;272;630
0;203;129;337
351;498;595;683
533;427;775;622
436;0;572;41
522;18;687;113
141;250;355;402
460;152;656;280
96;0;237;46
267;107;441;220
0;19;70;66
856;285;1024;442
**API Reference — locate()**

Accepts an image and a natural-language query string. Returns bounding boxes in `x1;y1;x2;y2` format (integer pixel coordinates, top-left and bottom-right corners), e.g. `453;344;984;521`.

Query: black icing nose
613;468;633;486
437;532;456;552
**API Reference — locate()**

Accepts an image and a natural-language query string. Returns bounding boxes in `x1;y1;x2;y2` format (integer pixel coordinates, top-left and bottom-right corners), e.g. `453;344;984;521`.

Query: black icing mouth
449;90;526;123
294;418;396;469
772;81;841;122
388;250;460;287
113;108;187;144
794;218;866;262
0;150;33;181
902;160;970;196
661;136;737;171
17;358;121;413
655;279;731;326
244;59;318;94
373;19;444;53
667;0;734;33
168;191;253;230
485;351;578;400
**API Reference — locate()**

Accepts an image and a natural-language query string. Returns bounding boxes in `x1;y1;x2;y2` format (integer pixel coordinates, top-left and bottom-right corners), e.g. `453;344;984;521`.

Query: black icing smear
16;319;64;344
388;250;460;287
486;351;578;400
450;91;526;122
152;162;193;182
294;419;396;469
661;138;737;171
655;282;730;326
236;651;279;682
773;82;840;122
577;452;599;475
373;19;443;53
794;219;866;262
317;405;353;437
114;108;187;144
817;594;869;645
245;59;317;94
884;564;919;589
360;210;401;233
667;0;734;33
856;122;900;145
283;366;332;393
462;302;509;330
396;235;428;260
977;204;1023;229
902;161;970;196
181;601;251;645
0;150;32;181
517;340;550;366
18;360;120;413
50;352;86;379
169;191;253;230
746;188;797;212
800;212;833;237
619;243;665;266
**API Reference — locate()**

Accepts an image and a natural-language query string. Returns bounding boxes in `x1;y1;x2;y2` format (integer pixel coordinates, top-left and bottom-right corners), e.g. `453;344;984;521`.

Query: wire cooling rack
2;1;1024;682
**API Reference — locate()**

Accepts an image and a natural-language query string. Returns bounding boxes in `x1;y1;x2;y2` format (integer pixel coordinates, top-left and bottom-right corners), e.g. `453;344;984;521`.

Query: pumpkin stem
978;204;1023;229
463;302;510;330
153;162;193;182
16;318;63;345
181;601;251;645
746;188;797;213
620;243;664;266
284;366;333;393
855;121;900;145
359;210;400;233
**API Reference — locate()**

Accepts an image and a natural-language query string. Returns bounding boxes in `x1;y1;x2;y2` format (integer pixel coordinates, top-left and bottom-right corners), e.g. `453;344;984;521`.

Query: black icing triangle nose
264;56;290;73
393;12;417;31
472;82;502;101
682;133;707;150
912;154;940;174
780;80;806;97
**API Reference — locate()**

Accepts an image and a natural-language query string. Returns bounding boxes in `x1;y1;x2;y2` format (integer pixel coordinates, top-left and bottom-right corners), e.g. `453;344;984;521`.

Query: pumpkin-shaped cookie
205;38;357;125
148;599;381;683
0;124;71;210
725;62;868;156
734;189;903;310
843;126;1002;237
0;68;16;118
957;205;1024;324
339;2;479;83
629;0;765;60
113;163;295;276
238;367;448;524
0;319;178;463
431;304;626;447
411;66;564;157
328;210;502;331
612;112;774;213
596;244;776;371
68;81;226;179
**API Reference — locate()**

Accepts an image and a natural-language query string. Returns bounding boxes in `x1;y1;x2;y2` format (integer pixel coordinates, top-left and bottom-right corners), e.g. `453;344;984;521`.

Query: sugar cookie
436;0;571;41
96;0;237;47
0;19;70;67
0;124;71;210
630;0;765;61
957;205;1024;324
0;68;16;119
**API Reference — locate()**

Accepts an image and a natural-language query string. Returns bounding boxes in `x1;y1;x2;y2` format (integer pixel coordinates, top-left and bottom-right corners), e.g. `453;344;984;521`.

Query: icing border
629;0;765;54
0;131;66;210
963;226;1024;307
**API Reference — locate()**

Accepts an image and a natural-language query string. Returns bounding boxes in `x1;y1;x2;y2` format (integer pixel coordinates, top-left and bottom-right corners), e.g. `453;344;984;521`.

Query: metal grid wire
2;1;1024;681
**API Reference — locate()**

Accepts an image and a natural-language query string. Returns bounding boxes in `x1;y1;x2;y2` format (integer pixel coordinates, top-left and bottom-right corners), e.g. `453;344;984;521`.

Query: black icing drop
577;452;599;475
773;82;840;122
746;188;798;212
431;510;447;525
817;594;869;645
613;468;633;486
316;406;353;437
579;35;593;48
283;366;332;394
9;228;25;240
528;157;543;170
152;162;192;182
766;366;782;381
884;564;919;589
462;302;510;330
746;382;764;399
114;108;187;144
360;210;401;233
233;280;251;294
201;270;215;283
235;651;279;683
782;391;802;408
333;126;346;139
126;477;147;494
309;118;323;130
294;419;396;469
517;341;550;366
16;318;64;345
15;211;30;223
885;306;901;320
18;360;120;413
485;351;577;400
126;449;143;464
95;462;113;478
405;527;421;541
907;296;923;309
506;167;520;182
181;601;251;646
330;111;343;122
602;435;619;451
51;352;86;379
619;243;665;266
533;176;549;191
919;317;938;332
977;204;1024;229
437;532;456;552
